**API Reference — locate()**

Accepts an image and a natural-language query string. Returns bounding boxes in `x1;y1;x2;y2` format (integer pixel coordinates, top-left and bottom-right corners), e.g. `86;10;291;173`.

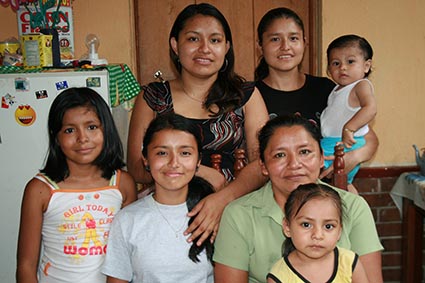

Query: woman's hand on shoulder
184;185;233;246
119;171;137;207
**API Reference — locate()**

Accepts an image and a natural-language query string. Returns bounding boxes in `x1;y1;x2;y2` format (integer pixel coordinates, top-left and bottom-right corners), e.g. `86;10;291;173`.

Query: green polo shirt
213;180;383;283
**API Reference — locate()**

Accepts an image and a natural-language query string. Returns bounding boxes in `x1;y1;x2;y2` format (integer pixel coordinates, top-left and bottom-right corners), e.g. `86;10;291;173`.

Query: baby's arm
16;178;51;283
343;80;377;148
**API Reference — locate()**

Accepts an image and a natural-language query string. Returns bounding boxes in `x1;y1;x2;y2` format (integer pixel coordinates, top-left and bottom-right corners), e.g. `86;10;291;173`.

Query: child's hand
342;128;356;148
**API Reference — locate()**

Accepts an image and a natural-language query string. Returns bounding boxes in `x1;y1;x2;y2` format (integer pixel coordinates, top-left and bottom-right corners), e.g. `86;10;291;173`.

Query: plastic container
0;41;20;57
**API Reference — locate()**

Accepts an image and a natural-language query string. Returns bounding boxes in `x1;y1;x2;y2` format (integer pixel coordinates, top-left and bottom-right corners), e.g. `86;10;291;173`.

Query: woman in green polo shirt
213;115;383;283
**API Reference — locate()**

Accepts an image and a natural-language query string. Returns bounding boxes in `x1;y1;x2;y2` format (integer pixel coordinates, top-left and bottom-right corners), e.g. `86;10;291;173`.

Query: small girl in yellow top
267;183;369;283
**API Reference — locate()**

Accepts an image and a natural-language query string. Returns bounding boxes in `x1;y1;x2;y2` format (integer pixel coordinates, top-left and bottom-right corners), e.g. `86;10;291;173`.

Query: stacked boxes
17;0;74;64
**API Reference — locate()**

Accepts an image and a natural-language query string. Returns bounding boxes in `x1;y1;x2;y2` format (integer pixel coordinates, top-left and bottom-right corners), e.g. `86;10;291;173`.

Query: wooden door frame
308;1;322;76
133;0;142;83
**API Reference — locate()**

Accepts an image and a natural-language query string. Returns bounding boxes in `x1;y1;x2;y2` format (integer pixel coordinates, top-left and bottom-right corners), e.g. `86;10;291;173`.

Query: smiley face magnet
15;105;36;126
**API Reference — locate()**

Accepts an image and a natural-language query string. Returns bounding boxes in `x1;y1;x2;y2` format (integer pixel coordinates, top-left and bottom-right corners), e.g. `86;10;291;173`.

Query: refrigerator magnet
15;105;36;126
1;94;16;109
55;80;69;90
15;78;30;91
1;96;9;109
86;77;101;87
35;90;48;99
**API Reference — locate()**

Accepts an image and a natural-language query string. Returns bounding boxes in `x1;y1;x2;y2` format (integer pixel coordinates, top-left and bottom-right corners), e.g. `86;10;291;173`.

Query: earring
145;165;151;172
220;58;228;72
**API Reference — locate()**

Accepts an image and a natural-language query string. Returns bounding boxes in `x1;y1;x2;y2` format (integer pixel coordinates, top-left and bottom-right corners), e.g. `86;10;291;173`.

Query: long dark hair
169;3;245;116
142;113;214;262
326;34;374;77
187;176;215;263
255;7;305;81
41;87;124;182
283;183;344;257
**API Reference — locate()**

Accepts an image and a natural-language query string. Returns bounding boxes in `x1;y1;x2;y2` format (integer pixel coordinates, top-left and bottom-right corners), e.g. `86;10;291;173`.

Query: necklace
153;197;188;238
181;82;205;104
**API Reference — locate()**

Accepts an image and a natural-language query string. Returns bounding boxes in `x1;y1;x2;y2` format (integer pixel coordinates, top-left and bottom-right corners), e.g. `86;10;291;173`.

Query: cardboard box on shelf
21;34;53;69
17;1;74;64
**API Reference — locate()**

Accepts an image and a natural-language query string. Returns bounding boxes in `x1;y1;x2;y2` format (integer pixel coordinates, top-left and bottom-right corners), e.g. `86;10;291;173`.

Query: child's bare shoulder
22;177;52;211
117;170;137;206
24;177;52;195
354;79;374;95
119;170;135;185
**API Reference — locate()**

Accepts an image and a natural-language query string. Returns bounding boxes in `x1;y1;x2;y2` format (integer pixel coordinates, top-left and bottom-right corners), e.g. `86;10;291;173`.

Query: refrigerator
0;70;110;282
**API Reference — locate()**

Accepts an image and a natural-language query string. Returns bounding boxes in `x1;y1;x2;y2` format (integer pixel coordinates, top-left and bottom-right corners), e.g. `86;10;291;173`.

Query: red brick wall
353;166;420;283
